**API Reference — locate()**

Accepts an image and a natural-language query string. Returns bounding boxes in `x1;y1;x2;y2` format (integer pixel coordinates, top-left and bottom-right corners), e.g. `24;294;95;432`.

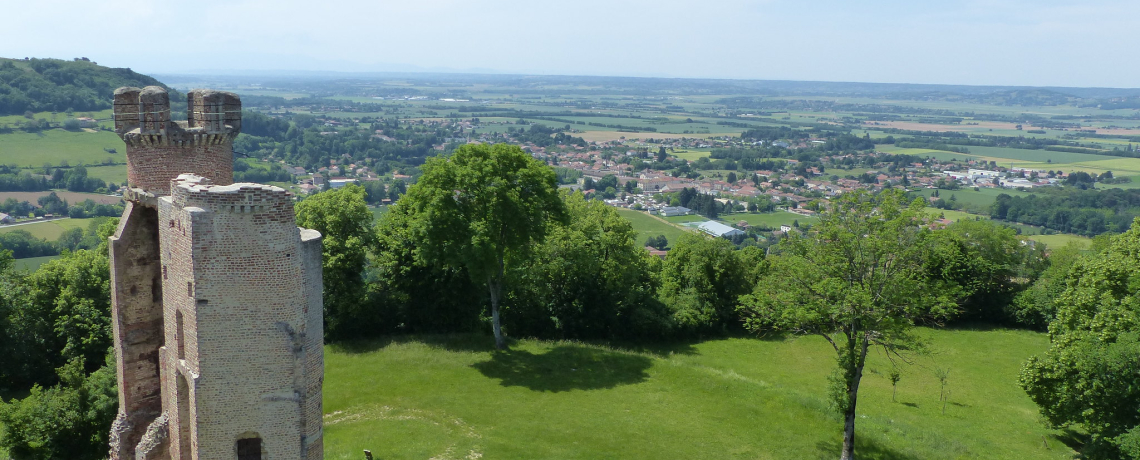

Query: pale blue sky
4;0;1138;87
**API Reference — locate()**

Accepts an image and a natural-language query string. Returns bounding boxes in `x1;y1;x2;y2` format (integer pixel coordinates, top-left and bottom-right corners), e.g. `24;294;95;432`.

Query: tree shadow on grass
472;345;652;392
815;437;922;460
1050;428;1087;452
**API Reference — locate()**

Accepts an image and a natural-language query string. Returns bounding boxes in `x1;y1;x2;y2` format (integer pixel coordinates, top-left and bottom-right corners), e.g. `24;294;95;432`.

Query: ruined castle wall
300;229;324;458
107;203;164;459
156;175;318;459
157;193;203;460
111;85;322;460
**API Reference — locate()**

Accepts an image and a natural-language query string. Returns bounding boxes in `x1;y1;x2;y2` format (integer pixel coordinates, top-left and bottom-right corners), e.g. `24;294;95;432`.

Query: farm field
0;191;122;205
0;217;92;240
0;129;124;168
322;328;1073;460
12;255;59;272
671;149;712;161
614;208;690;247
910;187;1034;210
928;208;1091;249
1024;233;1092;250
729;210;818;228
81;164;129;184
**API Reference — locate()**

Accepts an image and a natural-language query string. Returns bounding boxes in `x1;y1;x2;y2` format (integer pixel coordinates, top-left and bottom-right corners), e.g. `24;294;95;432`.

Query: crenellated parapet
114;86;241;143
113;86;241;196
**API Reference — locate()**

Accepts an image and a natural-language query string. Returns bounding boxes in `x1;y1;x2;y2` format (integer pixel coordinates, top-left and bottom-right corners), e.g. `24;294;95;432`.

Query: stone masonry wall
110;87;323;460
156;175;323;459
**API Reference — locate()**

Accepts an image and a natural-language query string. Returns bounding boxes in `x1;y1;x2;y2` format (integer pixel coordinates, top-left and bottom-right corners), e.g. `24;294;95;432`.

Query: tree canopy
396;143;565;349
1021;221;1140;460
294;184;376;340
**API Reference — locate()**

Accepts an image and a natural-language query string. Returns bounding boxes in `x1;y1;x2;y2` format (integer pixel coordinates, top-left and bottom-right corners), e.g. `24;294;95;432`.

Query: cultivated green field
928;208;1091;249
0;129;124;168
0;218;92;240
322;328;1073;459
12;255;59;272
671;149;712;161
82;164;129;184
730;211;818;228
615;208;690;247
911;187;1034;210
1025;233;1092;250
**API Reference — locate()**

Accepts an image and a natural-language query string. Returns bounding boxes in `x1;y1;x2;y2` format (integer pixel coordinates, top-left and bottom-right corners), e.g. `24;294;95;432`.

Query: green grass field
0;129;124;168
911;187;1034;210
12;255;59;272
927;208;1091;249
0;218;92;240
729;211;818;228
322;328;1073;459
615;208;691;247
671;149;712;161
1026;233;1092;250
662;214;707;224
82;164;129;184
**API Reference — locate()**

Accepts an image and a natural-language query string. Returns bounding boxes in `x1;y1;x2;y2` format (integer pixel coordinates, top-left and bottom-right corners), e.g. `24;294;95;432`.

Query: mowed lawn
615;208;691;247
322;328;1074;460
0;129;125;168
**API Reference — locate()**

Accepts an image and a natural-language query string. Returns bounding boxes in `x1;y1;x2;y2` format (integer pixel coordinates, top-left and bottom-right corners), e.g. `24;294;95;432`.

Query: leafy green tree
506;192;670;339
2;248;113;387
0;355;117;460
656;146;667;162
295;184;377;340
1021;223;1140;460
370;204;484;333
1010;243;1085;329
398;143;565;349
658;232;756;332
739;189;955;460
925;219;1046;323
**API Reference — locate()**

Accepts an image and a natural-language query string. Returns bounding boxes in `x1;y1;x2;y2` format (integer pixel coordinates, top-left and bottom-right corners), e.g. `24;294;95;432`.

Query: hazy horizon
5;0;1139;89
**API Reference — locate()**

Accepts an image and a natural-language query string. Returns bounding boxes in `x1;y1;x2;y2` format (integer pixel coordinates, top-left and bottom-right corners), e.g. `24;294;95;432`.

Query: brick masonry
108;88;323;460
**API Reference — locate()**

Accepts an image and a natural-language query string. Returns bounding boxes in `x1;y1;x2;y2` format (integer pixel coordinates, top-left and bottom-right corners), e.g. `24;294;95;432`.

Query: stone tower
107;86;324;460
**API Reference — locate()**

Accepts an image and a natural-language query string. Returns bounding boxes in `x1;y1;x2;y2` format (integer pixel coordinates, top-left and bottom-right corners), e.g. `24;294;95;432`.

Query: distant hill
0;57;167;115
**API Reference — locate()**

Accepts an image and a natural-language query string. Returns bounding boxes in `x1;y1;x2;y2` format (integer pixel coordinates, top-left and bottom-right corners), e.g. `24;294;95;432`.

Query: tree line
1;143;1137;459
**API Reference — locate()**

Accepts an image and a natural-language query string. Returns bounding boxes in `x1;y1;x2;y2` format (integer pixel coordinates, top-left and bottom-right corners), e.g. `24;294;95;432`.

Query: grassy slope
323;329;1072;460
0;129;124;168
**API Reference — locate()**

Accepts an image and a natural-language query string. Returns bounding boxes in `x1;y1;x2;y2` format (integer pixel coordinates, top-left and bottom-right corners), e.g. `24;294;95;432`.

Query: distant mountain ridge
0;57;167;116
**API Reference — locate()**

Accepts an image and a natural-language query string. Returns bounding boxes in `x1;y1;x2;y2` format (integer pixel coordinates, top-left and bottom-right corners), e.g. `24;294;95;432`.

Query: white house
0;212;13;224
